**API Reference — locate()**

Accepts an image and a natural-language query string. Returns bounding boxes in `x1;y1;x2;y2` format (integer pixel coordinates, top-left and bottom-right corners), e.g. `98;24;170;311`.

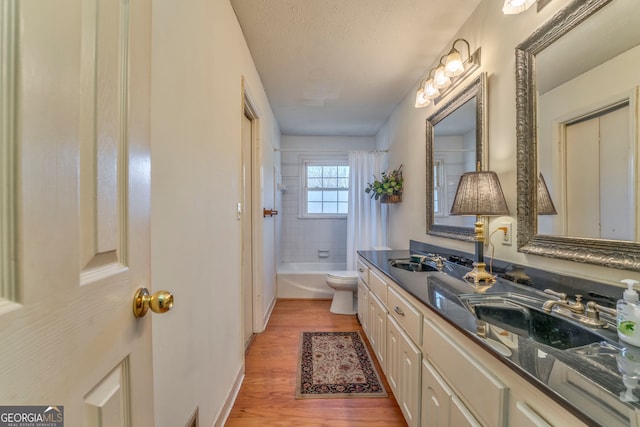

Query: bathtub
276;262;346;299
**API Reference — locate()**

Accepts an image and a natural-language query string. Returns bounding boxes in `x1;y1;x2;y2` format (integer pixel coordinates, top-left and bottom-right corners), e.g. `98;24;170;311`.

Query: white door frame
242;79;264;336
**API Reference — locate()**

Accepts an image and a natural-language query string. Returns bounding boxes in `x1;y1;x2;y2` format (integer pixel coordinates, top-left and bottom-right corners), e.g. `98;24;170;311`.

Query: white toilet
326;271;359;315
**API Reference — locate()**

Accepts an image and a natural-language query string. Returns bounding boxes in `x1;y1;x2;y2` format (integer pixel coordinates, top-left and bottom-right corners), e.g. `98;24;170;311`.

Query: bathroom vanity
357;243;640;427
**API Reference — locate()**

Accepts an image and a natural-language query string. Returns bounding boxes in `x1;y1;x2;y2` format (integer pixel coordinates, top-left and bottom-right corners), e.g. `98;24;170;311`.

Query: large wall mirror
426;73;487;241
516;0;640;271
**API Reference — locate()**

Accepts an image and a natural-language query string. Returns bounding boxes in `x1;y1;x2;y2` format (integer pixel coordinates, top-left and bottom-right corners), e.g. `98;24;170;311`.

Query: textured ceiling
230;0;482;136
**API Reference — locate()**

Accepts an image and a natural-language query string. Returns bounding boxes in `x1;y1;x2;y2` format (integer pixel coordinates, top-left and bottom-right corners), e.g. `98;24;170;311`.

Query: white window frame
434;158;446;217
298;156;349;219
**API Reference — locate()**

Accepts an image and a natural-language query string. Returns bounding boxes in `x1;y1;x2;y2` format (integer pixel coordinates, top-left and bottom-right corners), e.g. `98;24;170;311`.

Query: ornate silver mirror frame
426;72;487;241
516;0;640;271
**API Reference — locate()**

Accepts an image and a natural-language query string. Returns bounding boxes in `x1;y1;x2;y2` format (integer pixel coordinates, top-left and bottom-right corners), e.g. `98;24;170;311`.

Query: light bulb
502;0;536;14
424;79;440;98
433;66;451;89
445;50;464;77
414;88;430;108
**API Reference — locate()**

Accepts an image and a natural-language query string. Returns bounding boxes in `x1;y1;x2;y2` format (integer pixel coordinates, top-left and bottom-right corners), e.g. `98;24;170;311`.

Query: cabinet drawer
388;286;422;346
451;395;482;427
423;317;508;427
512;401;553;427
368;269;388;307
357;259;370;284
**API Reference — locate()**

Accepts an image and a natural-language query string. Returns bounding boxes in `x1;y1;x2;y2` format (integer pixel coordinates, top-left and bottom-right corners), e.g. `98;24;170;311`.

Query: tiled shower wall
279;136;375;264
280;176;347;263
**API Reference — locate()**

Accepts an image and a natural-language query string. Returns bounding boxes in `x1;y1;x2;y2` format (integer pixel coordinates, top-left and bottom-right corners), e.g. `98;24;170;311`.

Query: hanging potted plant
365;165;404;203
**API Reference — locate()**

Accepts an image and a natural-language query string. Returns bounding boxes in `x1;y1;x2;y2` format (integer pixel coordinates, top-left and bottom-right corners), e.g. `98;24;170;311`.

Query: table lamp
450;170;509;285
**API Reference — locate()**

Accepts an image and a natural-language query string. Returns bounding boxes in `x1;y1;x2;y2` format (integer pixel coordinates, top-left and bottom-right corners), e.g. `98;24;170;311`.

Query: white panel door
565;104;632;240
599;105;632;240
566;118;600;238
0;0;155;425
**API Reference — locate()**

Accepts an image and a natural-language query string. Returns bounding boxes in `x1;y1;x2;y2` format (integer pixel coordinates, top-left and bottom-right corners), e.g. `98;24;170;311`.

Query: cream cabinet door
388;315;421;427
421;359;451;427
387;315;402;393
0;0;155;425
369;293;388;370
357;279;369;333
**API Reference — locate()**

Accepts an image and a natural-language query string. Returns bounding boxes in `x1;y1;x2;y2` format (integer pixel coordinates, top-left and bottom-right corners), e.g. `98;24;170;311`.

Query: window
433;159;445;216
300;159;349;218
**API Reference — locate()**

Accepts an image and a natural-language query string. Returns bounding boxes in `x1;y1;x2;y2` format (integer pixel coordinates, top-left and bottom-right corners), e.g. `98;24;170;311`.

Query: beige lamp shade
537;172;557;215
450;171;509;216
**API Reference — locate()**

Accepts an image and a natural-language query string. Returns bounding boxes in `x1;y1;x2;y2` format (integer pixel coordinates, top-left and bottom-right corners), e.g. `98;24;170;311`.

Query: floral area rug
295;331;388;399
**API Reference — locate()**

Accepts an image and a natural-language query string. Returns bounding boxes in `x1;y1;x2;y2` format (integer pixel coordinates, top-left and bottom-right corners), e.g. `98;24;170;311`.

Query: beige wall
377;0;636;286
149;0;280;425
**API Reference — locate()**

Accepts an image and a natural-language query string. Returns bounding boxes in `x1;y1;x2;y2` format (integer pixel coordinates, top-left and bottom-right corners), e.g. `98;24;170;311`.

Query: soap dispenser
617;347;640;402
618;279;640;347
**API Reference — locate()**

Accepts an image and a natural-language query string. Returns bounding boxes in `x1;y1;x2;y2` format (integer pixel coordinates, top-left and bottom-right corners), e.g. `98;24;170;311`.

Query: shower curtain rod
273;148;389;153
434;148;475;153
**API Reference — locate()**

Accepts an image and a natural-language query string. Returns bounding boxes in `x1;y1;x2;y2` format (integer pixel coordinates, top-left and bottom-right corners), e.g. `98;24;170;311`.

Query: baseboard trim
212;365;244;427
256;296;276;333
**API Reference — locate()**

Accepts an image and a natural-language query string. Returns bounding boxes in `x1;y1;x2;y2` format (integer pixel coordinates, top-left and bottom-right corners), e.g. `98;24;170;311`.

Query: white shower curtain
346;151;388;270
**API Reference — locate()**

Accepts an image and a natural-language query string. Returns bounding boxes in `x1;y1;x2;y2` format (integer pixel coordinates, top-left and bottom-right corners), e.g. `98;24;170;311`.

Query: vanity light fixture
424;78;440;98
423;68;440;99
537;173;557;215
502;0;536;14
415;69;440;108
450;170;509;287
444;39;472;77
433;56;452;89
414;39;480;108
414;84;431;108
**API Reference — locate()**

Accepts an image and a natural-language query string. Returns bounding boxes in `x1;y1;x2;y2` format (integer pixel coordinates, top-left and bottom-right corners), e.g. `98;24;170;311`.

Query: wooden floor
225;299;407;426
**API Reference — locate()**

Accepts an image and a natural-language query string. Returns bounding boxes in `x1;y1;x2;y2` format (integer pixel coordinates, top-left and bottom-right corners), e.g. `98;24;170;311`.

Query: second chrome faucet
542;288;616;328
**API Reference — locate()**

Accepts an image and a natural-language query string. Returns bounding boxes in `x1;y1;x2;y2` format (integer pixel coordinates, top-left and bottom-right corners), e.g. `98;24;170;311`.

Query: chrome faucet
542;289;585;314
541;289;617;328
413;253;446;271
584;301;617;327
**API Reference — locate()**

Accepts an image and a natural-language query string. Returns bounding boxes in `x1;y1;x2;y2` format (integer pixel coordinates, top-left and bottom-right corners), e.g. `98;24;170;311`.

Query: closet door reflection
539;103;635;240
563;104;633;240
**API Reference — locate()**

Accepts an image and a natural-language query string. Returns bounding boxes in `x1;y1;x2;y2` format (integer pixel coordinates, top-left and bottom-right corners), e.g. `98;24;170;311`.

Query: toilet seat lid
327;271;358;280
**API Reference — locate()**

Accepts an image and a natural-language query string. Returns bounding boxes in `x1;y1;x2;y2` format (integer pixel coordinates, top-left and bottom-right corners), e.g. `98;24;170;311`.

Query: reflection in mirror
434;99;476;229
516;0;640;270
427;73;487;241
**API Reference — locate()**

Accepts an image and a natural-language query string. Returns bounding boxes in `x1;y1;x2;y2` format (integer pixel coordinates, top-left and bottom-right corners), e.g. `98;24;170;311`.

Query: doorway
241;99;257;348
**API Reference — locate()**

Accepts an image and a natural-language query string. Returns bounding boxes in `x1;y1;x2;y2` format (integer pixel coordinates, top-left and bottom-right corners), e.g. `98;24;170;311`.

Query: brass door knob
133;287;174;318
263;208;278;217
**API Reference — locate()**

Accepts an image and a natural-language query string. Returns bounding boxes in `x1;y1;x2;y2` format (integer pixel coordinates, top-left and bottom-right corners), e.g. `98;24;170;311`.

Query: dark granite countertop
358;244;640;427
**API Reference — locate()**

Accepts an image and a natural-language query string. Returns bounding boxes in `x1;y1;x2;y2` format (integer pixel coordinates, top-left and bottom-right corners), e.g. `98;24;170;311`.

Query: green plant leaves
364;165;404;200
